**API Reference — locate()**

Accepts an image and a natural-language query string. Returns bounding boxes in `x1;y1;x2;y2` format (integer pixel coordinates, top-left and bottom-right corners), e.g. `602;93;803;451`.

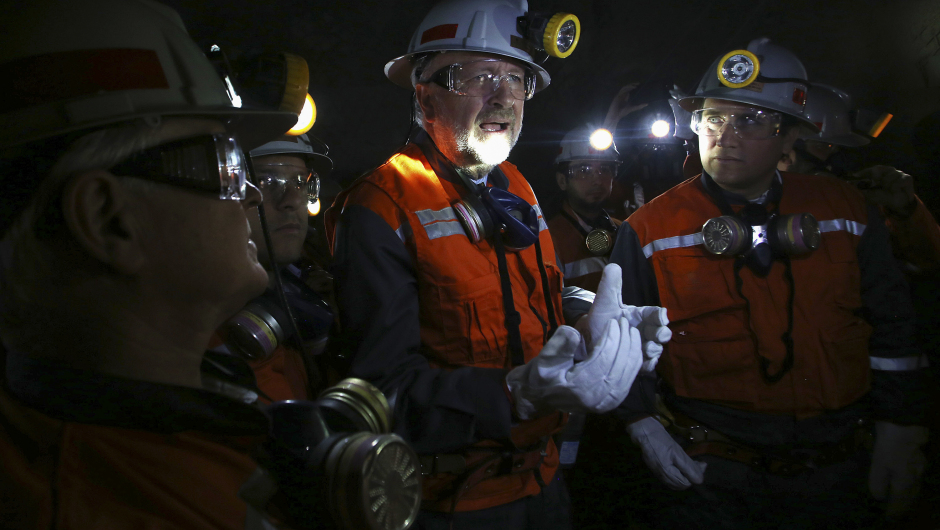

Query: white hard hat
0;0;297;151
385;0;551;92
802;84;869;147
555;125;621;165
249;134;333;176
679;38;817;130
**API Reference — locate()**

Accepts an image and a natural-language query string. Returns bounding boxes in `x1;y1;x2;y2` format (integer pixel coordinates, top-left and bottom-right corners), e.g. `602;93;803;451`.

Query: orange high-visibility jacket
547;201;622;293
327;141;565;512
629;172;879;417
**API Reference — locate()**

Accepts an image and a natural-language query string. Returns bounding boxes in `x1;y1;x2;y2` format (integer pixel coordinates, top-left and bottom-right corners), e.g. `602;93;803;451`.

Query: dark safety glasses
567;162;618;182
109;133;249;200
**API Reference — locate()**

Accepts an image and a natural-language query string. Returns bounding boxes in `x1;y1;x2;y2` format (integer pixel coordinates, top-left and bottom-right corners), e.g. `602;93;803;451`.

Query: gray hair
0;120;163;347
411;52;443;129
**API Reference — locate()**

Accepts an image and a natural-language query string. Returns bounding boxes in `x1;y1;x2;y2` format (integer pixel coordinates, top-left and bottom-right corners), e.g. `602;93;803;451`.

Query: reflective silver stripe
394;225;406;242
424;220;466;240
642;232;705;258
870;355;930;371
534;204;548;232
562;256;607;278
819;218;866;237
416;207;457;225
562;286;595;304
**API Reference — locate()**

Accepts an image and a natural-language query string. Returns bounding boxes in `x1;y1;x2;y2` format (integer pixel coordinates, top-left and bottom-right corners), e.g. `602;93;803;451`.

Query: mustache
475;110;516;124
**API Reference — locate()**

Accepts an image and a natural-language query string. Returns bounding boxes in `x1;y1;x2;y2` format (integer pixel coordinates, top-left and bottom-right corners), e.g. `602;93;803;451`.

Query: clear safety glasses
422;59;536;101
567;163;618;182
691;108;784;140
110;133;249;200
254;167;320;204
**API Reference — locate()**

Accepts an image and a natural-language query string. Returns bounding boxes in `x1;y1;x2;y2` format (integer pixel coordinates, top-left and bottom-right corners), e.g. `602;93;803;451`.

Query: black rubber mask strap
493;232;525;367
533;239;559;335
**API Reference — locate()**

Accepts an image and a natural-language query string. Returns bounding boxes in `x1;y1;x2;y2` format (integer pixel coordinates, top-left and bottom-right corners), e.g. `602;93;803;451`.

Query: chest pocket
654;248;759;404
427;274;507;368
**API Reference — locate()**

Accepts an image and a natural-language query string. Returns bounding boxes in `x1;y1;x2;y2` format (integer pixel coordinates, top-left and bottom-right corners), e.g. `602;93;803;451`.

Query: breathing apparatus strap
701;172;795;383
493;231;526;367
534;240;559;335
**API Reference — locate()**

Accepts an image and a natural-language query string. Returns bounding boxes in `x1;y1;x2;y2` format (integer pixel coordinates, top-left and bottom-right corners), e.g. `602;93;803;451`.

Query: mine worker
779;83;940;272
547;125;622;293
0;0;303;527
611;38;930;528
215;133;335;400
325;0;670;527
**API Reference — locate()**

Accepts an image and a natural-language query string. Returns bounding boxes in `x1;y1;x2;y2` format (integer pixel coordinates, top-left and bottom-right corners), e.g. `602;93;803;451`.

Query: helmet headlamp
650;120;671;138
109;133;249;200
717;49;761;88
287;93;317;136
589;128;614;150
517;12;581;59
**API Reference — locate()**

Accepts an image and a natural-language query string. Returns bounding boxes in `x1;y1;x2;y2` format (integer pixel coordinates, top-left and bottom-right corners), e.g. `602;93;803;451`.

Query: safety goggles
691;108;783;140
253;166;320;204
422;59;536;101
110;133;249;200
567;162;618;181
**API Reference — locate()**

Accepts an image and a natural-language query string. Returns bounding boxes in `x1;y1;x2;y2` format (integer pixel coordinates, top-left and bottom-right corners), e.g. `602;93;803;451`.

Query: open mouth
479;122;509;132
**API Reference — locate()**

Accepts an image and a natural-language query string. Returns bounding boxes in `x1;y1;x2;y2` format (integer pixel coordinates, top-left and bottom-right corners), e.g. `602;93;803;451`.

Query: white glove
578;263;672;371
506;321;642;421
626;416;707;490
869;421;928;517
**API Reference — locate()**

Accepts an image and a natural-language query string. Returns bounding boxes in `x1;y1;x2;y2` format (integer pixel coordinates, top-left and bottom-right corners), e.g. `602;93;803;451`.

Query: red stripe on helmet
0;49;169;113
420;24;459;44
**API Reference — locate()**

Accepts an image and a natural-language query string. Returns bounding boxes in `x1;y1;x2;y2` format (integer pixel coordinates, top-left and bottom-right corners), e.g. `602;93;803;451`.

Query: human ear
780;126;802;155
60;170;144;274
555;172;568;191
415;84;437;123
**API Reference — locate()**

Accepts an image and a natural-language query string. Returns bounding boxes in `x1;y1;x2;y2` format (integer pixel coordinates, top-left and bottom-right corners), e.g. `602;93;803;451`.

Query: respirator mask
453;186;541;251
243;378;422;530
701;205;820;276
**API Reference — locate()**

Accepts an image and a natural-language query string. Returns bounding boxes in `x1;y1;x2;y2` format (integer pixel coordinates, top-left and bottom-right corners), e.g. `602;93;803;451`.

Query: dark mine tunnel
1;0;939;529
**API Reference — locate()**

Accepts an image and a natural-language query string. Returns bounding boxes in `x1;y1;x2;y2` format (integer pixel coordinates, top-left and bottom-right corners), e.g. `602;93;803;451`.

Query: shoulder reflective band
870;355;930;371
642;218;866;258
533;204;549;232
0;49;169;114
416;206;465;240
562;256;607;278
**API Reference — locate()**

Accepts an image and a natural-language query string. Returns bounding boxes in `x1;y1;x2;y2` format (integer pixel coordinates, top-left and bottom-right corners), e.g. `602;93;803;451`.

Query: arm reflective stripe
642;232;705;258
562;256;607;278
533;204;548;232
819;218;866;236
394;225;406;242
870;355;930;371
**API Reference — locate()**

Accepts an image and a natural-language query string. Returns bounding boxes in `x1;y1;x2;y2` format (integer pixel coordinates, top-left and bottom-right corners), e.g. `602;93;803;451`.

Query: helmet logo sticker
792;87;807;106
717;49;761;89
420;24;459;44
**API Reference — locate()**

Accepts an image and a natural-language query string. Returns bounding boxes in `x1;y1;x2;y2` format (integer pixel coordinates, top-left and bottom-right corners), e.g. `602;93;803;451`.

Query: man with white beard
325;1;668;527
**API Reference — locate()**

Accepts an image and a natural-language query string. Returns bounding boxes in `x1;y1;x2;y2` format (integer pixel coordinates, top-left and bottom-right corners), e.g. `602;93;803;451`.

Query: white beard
455;123;518;167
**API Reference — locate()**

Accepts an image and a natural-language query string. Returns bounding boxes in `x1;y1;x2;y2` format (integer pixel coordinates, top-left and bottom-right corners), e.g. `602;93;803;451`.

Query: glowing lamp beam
589;128;613;150
288;93;316;136
651;120;671;138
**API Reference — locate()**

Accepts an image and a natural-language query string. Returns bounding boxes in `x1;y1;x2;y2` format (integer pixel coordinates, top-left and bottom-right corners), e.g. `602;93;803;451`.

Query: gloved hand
506;320;642;421
578;263;672;371
627;416;707;490
868;421;928;517
850;165;917;218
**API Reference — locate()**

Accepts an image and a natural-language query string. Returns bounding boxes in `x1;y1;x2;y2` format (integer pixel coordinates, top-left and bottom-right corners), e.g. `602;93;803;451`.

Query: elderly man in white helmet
325;0;669;526
0;0;309;527
609;38;930;528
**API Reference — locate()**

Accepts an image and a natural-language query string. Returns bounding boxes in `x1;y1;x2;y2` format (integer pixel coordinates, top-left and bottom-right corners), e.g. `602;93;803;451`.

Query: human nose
715;119;738;146
488;76;516;108
276;181;306;211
